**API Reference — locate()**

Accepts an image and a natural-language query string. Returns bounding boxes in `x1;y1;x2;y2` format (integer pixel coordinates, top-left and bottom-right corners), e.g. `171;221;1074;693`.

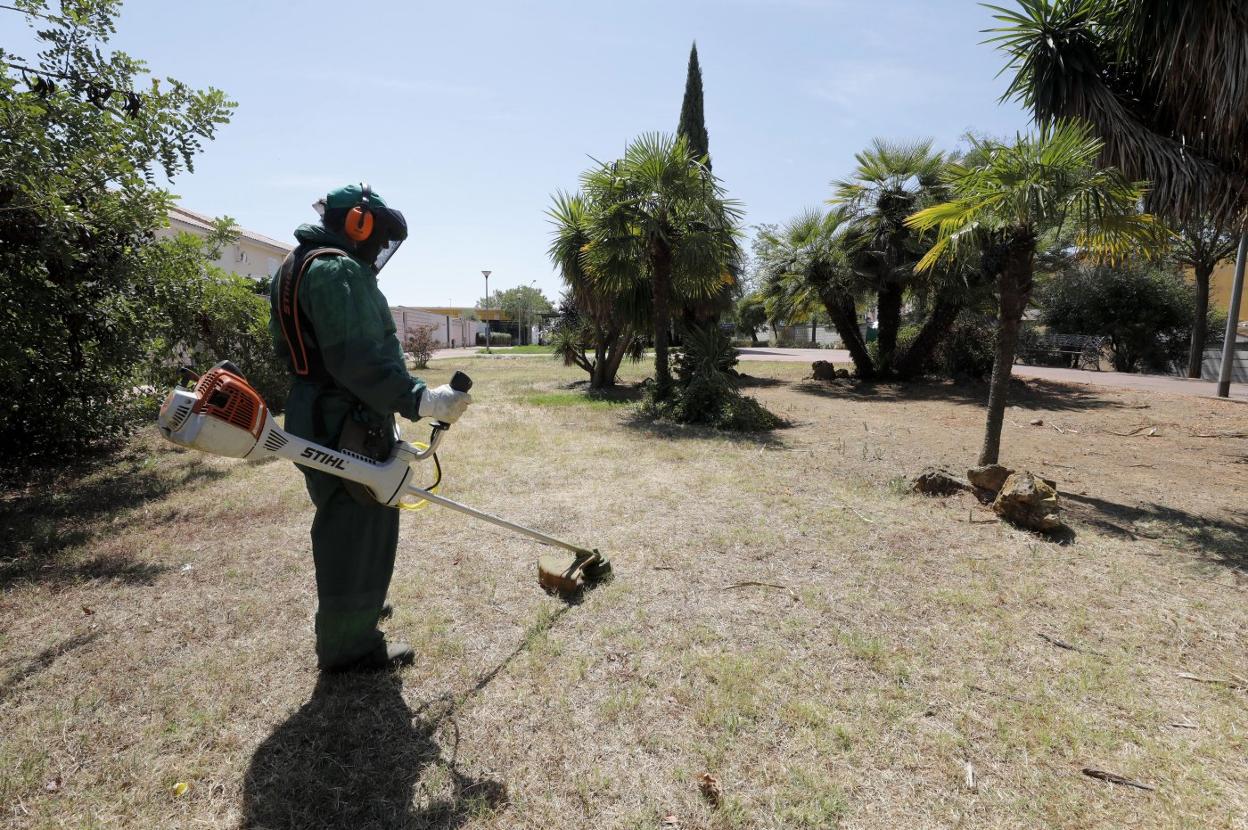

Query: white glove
418;384;473;423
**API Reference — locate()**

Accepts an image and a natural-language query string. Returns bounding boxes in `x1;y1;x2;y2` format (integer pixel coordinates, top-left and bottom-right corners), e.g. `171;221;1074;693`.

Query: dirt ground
1;358;1245;829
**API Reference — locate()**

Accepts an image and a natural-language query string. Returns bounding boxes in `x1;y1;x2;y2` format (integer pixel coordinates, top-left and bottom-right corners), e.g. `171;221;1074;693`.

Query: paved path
1010;364;1247;401
432;346;1247;401
733;347;1247;401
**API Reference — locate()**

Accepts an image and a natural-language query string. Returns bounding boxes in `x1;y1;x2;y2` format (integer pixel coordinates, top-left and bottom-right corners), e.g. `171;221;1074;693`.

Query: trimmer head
537;549;612;597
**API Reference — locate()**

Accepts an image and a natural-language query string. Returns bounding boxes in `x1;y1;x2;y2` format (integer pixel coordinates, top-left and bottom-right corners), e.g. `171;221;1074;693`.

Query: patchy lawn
1;358;1245;829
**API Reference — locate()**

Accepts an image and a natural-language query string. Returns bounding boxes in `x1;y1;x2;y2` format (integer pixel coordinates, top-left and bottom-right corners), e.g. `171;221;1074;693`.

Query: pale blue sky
6;0;1030;306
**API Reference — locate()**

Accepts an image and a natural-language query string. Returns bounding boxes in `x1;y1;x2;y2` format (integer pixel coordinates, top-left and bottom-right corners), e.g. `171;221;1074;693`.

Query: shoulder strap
274;246;348;378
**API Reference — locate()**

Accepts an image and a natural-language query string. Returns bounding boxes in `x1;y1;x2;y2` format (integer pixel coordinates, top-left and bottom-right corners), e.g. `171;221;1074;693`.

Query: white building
156;205;292;281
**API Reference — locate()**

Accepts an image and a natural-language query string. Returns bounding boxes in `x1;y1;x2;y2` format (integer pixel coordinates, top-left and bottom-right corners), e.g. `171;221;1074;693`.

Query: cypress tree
677;42;710;170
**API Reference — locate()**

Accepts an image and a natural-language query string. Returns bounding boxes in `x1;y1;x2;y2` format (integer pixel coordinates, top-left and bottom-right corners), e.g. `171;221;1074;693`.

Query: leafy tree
1040;261;1200;373
1169;217;1239;376
908;121;1163;465
546;192;646;389
581;133;741;400
734;292;767;345
476;285;552;321
0;0;233;463
144;225;290;407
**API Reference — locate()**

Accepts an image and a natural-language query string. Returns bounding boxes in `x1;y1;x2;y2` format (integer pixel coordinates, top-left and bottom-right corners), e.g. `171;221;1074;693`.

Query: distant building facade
392;307;488;349
156;206;292;281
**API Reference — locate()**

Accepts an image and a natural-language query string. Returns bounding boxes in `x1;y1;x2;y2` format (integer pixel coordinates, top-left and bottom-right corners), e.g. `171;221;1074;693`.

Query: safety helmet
316;182;408;273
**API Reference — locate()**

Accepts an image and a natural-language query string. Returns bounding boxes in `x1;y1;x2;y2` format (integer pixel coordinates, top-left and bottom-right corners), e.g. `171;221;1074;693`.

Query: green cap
325;183;388;210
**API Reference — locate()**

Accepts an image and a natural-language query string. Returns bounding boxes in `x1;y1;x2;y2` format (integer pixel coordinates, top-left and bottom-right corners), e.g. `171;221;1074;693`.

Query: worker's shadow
240;672;506;829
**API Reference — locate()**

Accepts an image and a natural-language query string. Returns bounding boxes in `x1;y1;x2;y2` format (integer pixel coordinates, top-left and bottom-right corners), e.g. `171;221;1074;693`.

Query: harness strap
273;246;348;380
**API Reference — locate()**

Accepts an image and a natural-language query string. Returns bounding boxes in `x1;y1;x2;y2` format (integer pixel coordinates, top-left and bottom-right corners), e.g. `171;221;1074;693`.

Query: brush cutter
156;362;611;596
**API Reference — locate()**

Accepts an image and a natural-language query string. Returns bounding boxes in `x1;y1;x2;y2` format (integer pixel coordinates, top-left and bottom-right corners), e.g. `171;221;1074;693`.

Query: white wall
391;308;486;349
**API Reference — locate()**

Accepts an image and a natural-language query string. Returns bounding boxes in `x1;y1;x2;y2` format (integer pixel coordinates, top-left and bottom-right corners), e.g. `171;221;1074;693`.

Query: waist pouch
336;406;396;506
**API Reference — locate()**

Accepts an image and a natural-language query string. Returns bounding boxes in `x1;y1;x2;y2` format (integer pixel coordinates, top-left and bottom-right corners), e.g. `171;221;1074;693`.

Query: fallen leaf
172;781;190;797
698;772;722;807
81;606;93;615
43;777;61;793
660;814;681;828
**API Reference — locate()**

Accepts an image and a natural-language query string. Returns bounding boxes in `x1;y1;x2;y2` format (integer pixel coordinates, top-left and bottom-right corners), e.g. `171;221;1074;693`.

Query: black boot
325;641;414;674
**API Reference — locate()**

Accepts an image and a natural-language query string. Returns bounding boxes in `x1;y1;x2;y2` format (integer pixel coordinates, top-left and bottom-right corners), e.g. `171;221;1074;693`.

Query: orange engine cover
191;368;266;439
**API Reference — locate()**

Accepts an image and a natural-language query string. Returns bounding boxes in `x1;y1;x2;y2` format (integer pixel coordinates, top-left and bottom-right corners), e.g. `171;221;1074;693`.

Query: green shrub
404;325;437;370
934;314;997;379
1039;262;1198;373
642;324;782;431
142;231;290;409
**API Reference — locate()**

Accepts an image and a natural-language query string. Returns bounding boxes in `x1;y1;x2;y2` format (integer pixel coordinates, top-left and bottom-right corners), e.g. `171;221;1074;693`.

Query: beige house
1206;259;1248;337
156;206;292;281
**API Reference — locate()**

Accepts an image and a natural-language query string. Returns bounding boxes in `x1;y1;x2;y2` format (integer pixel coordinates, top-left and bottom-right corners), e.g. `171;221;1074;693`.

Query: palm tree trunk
820;288;875;379
652;245;674;399
1187;264;1212;378
894;297;963;380
876;282;904;369
979;242;1034;466
601;330;630;388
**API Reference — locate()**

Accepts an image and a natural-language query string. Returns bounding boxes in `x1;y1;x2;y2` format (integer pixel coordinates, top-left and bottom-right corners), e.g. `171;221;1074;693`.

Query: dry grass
2;357;1246;829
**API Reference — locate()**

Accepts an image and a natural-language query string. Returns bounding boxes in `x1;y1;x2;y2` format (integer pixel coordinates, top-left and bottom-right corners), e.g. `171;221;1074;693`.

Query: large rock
911;467;969;496
811;360;837;381
992;471;1064;533
967;464;1014;494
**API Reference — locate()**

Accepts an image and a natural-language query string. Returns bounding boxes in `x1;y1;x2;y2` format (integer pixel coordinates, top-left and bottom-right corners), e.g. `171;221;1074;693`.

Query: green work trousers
285;379;401;671
301;465;398;670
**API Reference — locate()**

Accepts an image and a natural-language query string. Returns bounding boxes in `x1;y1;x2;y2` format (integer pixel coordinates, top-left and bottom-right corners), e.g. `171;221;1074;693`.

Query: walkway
737;348;1247;400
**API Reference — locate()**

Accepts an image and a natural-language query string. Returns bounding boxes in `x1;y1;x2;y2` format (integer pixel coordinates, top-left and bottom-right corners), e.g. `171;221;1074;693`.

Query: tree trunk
978;241;1034;466
600;330;630;388
1187;264;1212;378
820;288;875;379
651;245;674;399
893;297;963;380
876;282;904;369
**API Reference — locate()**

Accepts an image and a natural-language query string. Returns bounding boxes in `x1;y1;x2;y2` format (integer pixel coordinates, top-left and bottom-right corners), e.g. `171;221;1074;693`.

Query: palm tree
546;191;646;389
831;139;948;370
581;133;742;399
1170;216;1239;377
986;0;1248;226
907;121;1163;465
988;0;1248;392
756;209;876;376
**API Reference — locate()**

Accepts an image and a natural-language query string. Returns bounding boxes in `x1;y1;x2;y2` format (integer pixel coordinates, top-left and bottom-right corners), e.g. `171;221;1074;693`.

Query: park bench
1020;333;1107;371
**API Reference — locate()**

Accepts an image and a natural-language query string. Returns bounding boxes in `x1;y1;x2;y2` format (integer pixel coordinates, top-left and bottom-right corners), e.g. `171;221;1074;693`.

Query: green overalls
269;223;425;670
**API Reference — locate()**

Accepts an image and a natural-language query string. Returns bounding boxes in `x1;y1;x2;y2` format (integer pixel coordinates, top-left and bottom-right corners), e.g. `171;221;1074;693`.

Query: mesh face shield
363;207;408;274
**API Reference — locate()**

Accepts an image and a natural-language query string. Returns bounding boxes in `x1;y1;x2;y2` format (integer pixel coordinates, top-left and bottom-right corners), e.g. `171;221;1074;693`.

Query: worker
269;183;471;672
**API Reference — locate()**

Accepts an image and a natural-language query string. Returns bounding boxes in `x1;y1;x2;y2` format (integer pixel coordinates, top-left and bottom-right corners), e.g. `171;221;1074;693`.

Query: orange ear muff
344;205;374;242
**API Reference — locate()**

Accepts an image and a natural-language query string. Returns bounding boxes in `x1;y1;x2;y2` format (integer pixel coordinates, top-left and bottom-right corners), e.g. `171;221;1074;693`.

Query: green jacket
269;223;425;444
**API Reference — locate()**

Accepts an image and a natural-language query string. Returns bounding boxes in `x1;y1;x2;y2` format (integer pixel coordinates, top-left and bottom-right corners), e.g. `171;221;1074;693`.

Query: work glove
417;384;473;423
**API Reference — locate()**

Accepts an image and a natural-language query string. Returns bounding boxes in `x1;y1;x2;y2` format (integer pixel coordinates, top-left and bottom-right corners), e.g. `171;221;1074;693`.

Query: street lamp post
482;270;492;353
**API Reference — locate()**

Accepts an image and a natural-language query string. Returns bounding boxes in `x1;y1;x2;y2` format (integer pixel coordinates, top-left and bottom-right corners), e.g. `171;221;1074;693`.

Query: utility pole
482;270;492;353
1217;233;1247;397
